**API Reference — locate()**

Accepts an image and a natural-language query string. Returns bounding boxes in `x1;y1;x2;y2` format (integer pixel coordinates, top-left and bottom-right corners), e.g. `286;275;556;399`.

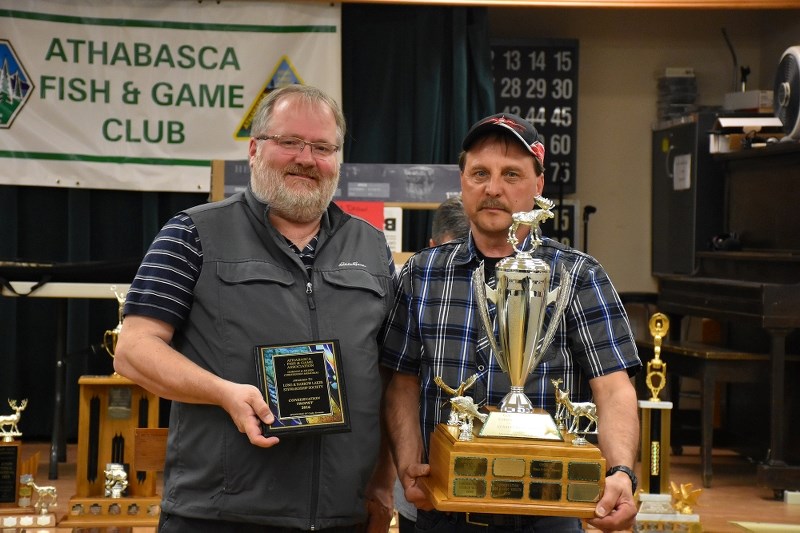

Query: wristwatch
606;465;638;493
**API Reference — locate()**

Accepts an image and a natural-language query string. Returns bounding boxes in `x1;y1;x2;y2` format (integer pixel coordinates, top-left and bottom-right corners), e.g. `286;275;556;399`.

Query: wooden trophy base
58;496;161;528
419;422;605;518
0;508;58;529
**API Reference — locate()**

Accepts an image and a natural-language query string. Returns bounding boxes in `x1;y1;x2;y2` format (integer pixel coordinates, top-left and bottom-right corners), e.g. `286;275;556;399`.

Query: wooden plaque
419;423;605;518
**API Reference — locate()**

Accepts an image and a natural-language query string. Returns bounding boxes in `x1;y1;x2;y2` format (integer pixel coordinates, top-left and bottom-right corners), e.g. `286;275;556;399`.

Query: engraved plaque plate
454;457;487;477
491;480;524;499
453;478;486;498
493;458;525;478
567;482;601;502
479;411;562;440
531;460;563;480
567;462;601;482
529;481;562;501
0;443;20;505
107;387;132;420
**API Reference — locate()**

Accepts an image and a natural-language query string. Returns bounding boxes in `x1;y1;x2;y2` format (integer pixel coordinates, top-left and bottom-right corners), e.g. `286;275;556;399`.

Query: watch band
606;465;638;493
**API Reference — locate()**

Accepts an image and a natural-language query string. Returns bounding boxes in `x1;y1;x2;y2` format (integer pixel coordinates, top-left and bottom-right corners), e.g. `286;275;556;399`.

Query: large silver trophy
419;196;606;518
473;196;571;437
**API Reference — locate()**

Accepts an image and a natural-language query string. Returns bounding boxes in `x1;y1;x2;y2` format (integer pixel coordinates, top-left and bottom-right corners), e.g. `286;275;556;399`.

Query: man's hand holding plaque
253;340;350;436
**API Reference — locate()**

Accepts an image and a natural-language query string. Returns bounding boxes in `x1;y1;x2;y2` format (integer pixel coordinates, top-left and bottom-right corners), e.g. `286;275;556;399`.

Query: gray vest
161;189;394;528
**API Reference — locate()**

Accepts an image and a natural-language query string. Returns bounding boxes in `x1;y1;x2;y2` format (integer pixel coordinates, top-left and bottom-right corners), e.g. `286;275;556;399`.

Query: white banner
0;0;341;192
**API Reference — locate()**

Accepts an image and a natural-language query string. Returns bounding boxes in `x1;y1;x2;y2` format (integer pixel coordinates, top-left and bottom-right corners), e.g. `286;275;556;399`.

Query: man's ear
429;238;436;247
535;173;545;196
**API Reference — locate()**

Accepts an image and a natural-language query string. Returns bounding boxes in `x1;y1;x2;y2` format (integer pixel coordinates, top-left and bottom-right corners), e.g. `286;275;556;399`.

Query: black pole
555;181;565;242
582;205;597;253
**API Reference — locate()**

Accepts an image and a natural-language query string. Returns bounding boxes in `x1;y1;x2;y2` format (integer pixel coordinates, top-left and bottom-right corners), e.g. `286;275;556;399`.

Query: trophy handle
536;264;573;357
471;262;507;374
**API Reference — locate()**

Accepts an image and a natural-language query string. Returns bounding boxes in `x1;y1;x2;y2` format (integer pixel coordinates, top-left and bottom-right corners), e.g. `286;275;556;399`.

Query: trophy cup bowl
103;325;121;358
418;196;607;518
487;253;556;416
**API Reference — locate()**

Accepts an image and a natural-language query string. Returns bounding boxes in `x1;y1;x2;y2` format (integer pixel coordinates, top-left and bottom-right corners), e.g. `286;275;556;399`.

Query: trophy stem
499;386;534;413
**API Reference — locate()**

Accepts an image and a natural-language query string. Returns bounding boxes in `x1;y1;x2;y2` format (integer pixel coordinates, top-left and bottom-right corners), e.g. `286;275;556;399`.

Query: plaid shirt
379;234;640;455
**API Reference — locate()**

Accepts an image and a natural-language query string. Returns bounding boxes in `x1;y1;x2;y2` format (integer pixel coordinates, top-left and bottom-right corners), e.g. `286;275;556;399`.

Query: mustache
478;199;509;211
284;165;323;181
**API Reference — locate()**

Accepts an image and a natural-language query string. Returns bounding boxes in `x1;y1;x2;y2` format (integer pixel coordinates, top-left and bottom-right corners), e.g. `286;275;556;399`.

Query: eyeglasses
255;134;340;158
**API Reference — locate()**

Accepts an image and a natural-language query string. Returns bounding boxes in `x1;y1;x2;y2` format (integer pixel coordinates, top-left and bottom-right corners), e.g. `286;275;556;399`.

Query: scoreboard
491;39;579;197
491;38;579;247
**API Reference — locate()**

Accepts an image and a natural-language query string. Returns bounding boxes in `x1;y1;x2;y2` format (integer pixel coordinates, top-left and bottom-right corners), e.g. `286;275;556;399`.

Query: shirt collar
465;232;536;264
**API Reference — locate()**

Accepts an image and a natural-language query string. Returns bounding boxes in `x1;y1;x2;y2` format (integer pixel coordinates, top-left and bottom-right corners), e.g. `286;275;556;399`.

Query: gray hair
250;84;346;146
431;195;469;245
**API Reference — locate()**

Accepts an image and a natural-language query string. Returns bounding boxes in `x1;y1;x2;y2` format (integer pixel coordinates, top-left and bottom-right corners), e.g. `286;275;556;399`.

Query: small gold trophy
1;399;27;511
419;196;605;518
0;400;57;527
103;286;127;362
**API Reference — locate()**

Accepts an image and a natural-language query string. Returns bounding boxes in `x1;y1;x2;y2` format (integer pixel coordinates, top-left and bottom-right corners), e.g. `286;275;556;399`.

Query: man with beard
114;85;396;532
381;113;641;532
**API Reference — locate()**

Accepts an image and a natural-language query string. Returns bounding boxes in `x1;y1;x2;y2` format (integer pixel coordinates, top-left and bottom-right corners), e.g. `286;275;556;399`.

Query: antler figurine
0;398;28;442
434;374;486;441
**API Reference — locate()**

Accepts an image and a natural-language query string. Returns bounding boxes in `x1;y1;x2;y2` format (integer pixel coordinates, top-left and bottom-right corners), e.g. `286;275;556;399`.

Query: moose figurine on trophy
0;399;27;443
552;379;598;446
418;196;607;518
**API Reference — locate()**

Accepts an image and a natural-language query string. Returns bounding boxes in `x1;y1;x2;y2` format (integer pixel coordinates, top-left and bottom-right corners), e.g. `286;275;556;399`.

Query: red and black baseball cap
462;113;545;167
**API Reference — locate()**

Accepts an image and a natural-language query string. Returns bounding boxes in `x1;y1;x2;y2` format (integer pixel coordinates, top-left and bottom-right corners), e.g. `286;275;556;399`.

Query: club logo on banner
0;40;34;128
0;1;341;193
234;56;303;140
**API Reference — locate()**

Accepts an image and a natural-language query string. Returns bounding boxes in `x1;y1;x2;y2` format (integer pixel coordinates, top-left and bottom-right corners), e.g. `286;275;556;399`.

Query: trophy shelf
419;423;605;518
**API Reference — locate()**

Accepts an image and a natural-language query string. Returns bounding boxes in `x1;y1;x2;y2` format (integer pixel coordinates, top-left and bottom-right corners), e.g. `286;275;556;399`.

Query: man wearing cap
381;113;641;532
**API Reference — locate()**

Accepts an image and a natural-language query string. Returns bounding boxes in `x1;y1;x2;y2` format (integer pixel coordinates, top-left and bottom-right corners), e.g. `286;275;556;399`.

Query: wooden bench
636;339;785;488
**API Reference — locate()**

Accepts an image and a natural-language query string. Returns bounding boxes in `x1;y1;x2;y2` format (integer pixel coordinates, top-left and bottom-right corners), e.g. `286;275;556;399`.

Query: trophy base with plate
419;418;606;518
58;495;161;528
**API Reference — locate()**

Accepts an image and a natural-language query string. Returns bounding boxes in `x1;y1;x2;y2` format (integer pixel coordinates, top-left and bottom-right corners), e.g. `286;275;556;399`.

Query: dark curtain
342;5;494;251
0;187;205;439
0;4;494;442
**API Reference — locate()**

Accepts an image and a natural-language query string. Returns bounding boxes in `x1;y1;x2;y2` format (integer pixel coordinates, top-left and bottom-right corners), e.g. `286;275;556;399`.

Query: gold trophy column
639;313;672;494
636;313;702;532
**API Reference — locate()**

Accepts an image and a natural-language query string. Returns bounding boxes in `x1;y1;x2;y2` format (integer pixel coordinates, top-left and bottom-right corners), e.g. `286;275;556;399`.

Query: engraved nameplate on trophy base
479;408;563;440
419;421;606;518
0;442;21;509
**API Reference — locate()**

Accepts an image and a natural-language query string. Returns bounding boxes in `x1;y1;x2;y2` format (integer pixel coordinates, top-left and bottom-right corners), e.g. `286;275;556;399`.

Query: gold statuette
0;399;27;443
103;286;127;360
645;313;669;401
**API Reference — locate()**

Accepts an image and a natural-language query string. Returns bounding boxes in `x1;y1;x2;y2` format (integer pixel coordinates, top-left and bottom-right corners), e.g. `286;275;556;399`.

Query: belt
463;512;530;527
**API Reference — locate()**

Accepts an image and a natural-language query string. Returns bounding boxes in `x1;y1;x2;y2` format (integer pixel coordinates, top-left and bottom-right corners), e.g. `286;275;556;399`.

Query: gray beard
250;158;339;224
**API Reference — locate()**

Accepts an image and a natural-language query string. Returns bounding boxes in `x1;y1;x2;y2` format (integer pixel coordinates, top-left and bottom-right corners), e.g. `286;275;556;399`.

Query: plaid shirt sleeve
380;257;421;375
